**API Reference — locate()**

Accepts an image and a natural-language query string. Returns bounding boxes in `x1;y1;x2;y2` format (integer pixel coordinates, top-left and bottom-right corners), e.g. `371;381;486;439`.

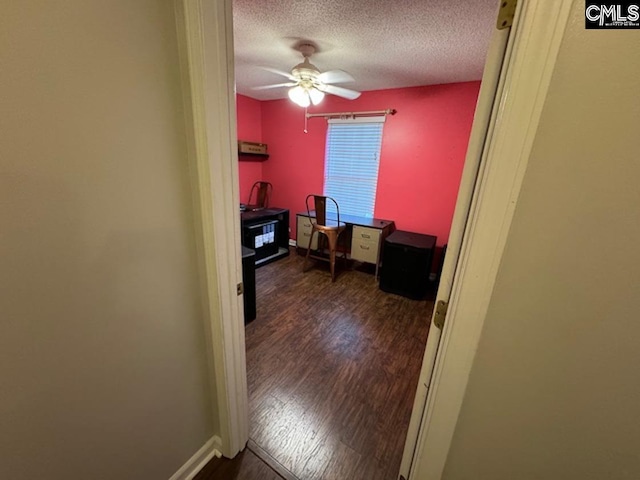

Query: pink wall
256;82;480;247
236;94;264;204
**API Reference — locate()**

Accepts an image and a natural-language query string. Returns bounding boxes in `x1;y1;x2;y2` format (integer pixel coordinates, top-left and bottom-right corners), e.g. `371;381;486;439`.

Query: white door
397;15;513;479
401;1;573;478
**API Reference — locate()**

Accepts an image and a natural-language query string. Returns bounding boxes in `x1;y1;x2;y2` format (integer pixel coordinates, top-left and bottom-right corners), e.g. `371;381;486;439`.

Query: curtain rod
305;109;397;119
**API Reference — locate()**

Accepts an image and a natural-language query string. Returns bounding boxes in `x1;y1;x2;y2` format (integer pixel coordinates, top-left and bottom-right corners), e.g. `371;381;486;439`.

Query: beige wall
442;3;640;480
0;1;217;478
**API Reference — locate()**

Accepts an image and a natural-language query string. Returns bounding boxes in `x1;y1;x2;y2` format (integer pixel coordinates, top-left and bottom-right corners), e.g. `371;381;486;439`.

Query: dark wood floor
194;441;288;480
246;250;433;480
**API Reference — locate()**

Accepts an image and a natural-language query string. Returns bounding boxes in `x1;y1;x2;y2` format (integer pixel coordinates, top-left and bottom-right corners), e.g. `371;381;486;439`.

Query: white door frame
174;0;248;459
176;0;574;474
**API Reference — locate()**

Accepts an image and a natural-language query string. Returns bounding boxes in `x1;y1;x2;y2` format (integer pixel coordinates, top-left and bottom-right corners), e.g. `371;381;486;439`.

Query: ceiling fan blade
260;66;297;81
318;84;361;100
252;82;297;91
317;70;355;84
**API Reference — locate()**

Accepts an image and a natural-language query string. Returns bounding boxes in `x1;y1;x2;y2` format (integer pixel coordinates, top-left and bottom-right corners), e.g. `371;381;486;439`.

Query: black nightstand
380;230;437;300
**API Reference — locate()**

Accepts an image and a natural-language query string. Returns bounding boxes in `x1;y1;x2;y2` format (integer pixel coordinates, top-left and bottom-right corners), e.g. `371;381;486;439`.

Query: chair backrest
305;194;340;227
248;181;272;208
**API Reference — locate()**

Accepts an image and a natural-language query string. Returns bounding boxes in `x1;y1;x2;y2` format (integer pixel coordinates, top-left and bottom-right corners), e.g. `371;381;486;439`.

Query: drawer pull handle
361;234;371;239
360;245;370;250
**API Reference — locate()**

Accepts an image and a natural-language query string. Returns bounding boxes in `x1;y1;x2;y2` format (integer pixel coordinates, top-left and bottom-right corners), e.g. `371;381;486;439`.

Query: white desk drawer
351;226;381;264
296;216;318;250
352;226;381;243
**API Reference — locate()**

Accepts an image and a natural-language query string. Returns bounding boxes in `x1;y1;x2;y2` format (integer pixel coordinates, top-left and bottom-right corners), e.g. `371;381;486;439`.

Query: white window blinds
323;116;385;218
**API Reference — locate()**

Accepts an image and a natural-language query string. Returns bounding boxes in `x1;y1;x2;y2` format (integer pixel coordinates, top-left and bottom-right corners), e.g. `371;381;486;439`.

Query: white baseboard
168;436;222;480
289;238;297;247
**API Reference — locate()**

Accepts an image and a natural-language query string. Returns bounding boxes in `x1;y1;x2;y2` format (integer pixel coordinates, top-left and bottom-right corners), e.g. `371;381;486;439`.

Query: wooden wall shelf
238;152;269;161
238;140;268;160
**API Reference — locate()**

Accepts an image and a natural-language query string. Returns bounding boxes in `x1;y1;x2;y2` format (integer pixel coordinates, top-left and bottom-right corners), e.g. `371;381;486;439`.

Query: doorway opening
230;2;498;479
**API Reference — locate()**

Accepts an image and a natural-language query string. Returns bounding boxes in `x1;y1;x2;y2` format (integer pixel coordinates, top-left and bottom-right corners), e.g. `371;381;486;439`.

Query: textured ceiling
233;0;498;101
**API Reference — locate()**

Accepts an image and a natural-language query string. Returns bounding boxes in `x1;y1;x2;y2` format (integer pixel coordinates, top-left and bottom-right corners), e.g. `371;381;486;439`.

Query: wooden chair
246;181;272;210
303;194;347;282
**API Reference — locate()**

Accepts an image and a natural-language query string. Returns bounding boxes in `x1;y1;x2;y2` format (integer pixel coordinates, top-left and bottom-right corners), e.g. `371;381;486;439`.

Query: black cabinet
380;230;437;300
241;246;256;324
241;207;290;267
243;219;279;262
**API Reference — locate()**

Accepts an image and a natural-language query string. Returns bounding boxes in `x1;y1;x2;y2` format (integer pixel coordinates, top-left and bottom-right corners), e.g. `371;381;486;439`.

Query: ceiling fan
253;43;361;107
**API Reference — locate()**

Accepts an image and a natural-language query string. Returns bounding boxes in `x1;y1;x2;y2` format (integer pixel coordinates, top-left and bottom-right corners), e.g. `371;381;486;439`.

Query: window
323;117;385;218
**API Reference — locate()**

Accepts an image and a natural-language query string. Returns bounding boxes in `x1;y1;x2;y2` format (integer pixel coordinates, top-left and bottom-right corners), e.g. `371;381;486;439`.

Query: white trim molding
408;1;573;479
174;0;249;459
169;436;222;480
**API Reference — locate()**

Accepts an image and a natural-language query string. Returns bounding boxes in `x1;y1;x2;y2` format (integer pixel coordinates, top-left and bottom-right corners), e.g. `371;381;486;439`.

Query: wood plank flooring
194;441;287;480
244;250;434;480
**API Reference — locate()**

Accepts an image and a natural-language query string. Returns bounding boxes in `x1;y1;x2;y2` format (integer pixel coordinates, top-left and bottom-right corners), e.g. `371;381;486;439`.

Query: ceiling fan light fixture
288;85;310;107
257;41;360;105
308;87;325;106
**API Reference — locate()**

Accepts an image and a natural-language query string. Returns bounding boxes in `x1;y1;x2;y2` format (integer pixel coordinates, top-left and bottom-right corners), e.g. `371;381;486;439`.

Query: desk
296;211;395;278
241;207;290;267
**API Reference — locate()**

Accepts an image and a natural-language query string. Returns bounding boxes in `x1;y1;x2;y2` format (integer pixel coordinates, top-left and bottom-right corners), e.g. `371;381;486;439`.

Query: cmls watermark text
585;2;640;28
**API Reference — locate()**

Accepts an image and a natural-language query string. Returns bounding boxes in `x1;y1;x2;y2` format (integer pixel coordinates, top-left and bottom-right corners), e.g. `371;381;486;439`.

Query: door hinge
237;282;244;295
496;0;517;29
433;300;448;330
